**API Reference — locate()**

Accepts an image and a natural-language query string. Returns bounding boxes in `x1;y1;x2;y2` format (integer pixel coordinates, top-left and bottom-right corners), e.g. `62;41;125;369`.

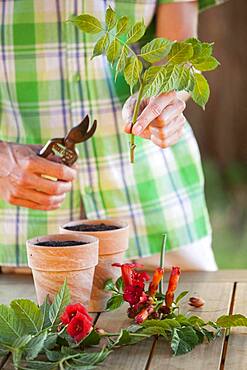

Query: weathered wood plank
148;282;233;370
94;302;155;370
224;283;247;370
0;274;36;304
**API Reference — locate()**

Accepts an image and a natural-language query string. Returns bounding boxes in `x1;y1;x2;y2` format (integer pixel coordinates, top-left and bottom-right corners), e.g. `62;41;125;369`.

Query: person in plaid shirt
0;0;227;270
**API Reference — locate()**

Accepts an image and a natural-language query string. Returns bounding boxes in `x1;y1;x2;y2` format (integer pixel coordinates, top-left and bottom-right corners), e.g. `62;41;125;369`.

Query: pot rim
60;218;129;235
27;233;99;248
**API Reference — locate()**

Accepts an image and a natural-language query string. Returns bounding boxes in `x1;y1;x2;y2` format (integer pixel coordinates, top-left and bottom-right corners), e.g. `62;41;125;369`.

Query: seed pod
189;296;205;308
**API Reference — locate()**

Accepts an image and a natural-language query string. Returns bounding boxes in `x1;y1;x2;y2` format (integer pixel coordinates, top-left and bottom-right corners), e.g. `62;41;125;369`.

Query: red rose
60;303;93;325
66;311;93;342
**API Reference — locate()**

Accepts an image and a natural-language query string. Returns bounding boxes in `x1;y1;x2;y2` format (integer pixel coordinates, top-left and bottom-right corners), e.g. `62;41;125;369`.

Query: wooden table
0;270;246;370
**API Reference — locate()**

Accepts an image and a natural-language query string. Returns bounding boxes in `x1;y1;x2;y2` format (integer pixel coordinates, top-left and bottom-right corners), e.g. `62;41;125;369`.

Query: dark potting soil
64;223;121;232
35;241;88;247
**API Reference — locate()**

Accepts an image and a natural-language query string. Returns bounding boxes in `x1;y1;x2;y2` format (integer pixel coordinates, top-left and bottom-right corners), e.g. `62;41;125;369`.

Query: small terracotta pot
60;219;129;312
26;233;98;307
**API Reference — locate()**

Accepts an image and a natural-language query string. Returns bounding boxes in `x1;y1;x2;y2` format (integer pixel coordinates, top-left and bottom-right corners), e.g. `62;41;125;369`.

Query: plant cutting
1;267;247;369
26;233;99;307
69;6;220;162
60;219;129;312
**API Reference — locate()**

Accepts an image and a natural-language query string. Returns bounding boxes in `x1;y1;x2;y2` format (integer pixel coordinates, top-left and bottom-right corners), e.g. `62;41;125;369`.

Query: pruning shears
39;115;97;167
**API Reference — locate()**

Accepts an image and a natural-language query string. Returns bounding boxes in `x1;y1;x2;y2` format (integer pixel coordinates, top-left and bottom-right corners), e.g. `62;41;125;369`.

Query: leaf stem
130;82;144;163
159;234;167;295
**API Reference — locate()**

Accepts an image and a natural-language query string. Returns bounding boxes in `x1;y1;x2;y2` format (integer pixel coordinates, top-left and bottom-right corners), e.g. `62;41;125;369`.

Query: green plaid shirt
0;0;227;266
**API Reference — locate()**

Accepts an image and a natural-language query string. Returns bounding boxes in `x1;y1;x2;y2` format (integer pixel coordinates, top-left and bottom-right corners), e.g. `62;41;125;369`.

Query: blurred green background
187;0;247;269
204;161;246;268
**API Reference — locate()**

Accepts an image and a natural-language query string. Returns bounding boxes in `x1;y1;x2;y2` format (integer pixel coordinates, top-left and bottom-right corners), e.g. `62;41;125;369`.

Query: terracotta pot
60;219;129;312
26;233;98;307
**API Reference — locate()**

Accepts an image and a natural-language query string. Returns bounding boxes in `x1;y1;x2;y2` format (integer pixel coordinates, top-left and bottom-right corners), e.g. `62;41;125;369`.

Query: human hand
122;91;186;149
0;142;76;210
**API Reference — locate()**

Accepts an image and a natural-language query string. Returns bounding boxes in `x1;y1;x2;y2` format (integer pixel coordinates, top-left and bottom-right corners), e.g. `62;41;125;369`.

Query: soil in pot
35;240;88;247
64;223;121;232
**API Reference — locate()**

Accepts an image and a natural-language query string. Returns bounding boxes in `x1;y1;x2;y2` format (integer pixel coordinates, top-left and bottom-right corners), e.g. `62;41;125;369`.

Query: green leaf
45;348;63;362
171;327;199;356
106;294;124;311
143;66;164;97
92;33;109;58
186;73;195;93
105;6;116;31
43;333;58;350
113;329;131;346
115;45;128;80
176;66;191;91
192;56;220;71
40;296;51;329
175;290;189;305
142;318;180;331
116;16;129;36
116;276;124;292
81;329;101;346
191;73;210;109
185;38;202;60
104;279;115;292
69;14;102;34
49;280;70;329
25;331;48;360
168;42;193;64
13;334;32;349
25;360;58;369
196;42;214;60
106;38;121;64
0;346;8;357
142;326;168;338
0;304;25;345
70;348;110;366
216;314;247;328
161;64;180;93
188;316;205;327
124;56;143;93
11;299;43;334
126;20;146;44
140;38;172;63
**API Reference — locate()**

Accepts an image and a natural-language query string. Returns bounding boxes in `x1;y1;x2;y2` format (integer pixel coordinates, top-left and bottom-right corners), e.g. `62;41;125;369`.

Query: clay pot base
35;241;88;247
64;223;120;232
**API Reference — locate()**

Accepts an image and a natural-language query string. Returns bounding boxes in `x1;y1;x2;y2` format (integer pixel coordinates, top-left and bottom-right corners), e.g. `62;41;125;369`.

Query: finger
151;99;186;128
9;197;62;211
132;91;176;135
27;156;77;182
150;114;186;140
11;172;72;195
124;122;132;134
151;127;184;149
122;95;137;124
12;187;66;207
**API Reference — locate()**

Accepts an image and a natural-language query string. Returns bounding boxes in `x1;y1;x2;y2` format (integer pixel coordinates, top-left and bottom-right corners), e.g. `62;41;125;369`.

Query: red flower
60;303;93;325
135;305;154;324
123;285;144;305
148;267;164;297
165;266;181;307
112;263;149;288
113;263;150;307
66;311;93;342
